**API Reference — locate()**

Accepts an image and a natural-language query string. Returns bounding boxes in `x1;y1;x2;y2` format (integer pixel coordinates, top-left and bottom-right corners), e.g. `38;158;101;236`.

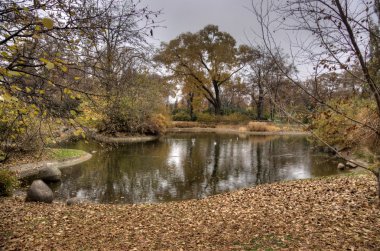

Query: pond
53;133;343;204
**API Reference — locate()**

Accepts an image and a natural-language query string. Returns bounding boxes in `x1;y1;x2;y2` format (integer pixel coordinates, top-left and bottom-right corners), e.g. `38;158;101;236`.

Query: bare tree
249;0;380;196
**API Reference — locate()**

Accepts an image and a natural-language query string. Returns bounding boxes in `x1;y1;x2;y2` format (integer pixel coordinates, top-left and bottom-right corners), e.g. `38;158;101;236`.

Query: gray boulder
337;163;346;170
38;166;61;182
26;180;54;203
66;197;88;206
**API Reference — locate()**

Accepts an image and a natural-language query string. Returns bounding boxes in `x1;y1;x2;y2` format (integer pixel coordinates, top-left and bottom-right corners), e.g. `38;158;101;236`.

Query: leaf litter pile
1;174;379;250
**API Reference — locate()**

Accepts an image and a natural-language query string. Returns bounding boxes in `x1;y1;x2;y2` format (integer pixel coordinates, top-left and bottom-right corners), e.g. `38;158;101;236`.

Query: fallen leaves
0;174;379;250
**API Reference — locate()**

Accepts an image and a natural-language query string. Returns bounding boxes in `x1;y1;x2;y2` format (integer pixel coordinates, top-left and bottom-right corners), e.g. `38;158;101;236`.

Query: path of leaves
1;175;379;250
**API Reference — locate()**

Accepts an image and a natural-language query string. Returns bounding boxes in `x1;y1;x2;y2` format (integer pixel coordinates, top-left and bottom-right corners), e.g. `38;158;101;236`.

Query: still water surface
54;133;342;204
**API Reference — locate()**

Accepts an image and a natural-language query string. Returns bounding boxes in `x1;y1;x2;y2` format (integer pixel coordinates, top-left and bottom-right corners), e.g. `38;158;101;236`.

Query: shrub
310;97;379;151
0;169;19;197
196;112;251;124
172;111;192;121
196;113;218;123
171;121;216;128
221;113;251;124
247;122;280;132
140;114;169;135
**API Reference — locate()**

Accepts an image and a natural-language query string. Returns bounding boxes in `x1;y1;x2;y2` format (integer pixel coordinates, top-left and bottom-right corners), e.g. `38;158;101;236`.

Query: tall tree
246;48;291;120
155;25;254;115
0;0;158;152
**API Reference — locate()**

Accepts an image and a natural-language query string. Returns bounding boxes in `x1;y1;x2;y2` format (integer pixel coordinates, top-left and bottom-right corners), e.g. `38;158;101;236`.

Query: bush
171;121;216;128
196;112;251;124
247;122;280;132
196;113;219;123
139;113;169;135
222;113;251;124
172;111;192;121
0;169;19;197
310;97;379;151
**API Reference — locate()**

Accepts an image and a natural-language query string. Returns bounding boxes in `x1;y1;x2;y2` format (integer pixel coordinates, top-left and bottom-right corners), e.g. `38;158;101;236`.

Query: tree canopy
155;25;255;115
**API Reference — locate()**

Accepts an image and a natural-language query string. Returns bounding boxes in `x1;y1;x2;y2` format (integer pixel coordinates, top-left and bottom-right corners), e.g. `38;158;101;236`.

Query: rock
337;163;346;170
25;180;54;203
38;166;61;182
346;161;357;169
66;197;88;206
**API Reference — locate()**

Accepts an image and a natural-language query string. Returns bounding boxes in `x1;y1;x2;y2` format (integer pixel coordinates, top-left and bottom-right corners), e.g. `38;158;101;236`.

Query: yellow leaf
39;58;55;69
41;18;54;29
7;71;23;77
11;85;21;91
60;65;68;72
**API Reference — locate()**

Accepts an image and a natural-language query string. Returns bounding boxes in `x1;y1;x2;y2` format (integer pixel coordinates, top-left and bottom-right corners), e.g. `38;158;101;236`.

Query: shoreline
166;127;310;136
91;133;160;143
8;151;92;179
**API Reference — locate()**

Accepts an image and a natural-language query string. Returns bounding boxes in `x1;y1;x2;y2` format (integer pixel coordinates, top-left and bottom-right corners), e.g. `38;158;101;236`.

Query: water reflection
54;133;342;204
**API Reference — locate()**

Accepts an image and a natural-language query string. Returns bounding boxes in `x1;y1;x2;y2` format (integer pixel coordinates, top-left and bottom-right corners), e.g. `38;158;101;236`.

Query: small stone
25;180;54;203
346;161;357;169
337;163;345;170
38;166;61;182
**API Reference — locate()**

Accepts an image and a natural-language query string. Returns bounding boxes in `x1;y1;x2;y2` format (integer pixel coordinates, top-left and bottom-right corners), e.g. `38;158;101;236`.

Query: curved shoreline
8;151;92;179
91;133;159;143
167;127;310;136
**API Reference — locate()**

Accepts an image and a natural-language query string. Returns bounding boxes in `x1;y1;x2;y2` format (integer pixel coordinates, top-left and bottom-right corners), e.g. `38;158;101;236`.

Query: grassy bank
1;148;88;169
47;148;87;161
0;174;379;250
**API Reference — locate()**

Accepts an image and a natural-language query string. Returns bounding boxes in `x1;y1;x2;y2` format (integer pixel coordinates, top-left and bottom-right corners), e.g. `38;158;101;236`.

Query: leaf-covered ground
1;174;379;250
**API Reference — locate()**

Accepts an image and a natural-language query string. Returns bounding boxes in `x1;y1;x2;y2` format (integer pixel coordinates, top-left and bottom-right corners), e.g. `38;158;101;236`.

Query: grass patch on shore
47;148;86;160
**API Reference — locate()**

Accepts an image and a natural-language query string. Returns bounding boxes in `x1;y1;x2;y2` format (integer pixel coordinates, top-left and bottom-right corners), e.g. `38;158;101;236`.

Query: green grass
48;148;86;160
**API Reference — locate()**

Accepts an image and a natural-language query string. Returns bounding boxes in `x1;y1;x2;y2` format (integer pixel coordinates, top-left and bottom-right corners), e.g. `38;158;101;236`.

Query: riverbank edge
8;151;92;179
166;127;310;136
91;133;160;143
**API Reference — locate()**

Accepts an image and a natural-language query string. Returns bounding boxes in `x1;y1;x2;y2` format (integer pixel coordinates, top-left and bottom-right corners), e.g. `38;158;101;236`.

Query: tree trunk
269;99;274;121
187;92;195;121
257;88;264;120
213;81;223;115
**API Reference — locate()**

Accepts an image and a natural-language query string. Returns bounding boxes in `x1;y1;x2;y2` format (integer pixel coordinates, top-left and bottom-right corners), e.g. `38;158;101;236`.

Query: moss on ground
47;148;86;161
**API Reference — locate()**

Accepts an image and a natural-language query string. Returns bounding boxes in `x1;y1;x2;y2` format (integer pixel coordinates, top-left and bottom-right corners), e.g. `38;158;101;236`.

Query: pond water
53;133;343;204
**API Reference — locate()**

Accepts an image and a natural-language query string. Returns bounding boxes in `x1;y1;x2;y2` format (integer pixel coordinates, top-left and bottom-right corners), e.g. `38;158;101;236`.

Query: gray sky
143;0;258;46
142;0;312;77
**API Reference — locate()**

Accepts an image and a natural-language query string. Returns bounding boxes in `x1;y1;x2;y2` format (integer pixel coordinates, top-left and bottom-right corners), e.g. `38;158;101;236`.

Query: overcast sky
143;0;259;46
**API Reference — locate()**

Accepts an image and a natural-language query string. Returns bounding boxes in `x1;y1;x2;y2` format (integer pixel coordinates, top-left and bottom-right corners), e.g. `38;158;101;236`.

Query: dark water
53;133;343;204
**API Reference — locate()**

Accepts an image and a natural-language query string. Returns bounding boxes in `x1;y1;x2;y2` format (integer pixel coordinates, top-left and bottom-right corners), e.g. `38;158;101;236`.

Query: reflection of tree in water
55;134;342;203
203;137;220;195
255;142;264;184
